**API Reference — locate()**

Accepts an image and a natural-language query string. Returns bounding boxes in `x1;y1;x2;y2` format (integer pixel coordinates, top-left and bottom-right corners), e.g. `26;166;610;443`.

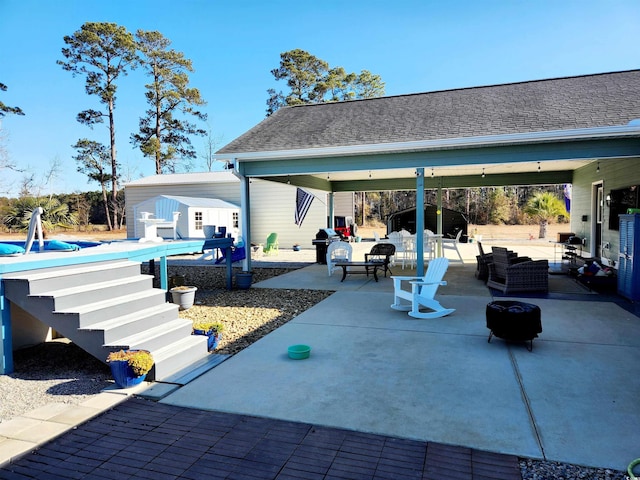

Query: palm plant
3;197;78;234
524;192;568;239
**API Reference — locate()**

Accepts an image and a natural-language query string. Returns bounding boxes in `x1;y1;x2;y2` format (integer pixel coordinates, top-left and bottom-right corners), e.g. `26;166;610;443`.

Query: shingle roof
218;70;640;154
125;171;238;187
157;195;239;209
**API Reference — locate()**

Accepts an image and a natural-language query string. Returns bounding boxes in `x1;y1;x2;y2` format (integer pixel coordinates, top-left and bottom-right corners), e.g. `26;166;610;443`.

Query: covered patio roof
215;70;640;272
217;70;640;191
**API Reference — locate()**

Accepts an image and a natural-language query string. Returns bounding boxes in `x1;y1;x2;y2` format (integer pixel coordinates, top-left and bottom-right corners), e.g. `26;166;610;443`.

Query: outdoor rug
489;274;597;299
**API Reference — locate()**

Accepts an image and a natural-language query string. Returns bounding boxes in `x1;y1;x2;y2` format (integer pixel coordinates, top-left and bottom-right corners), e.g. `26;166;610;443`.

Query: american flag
563;184;571;212
294;188;314;227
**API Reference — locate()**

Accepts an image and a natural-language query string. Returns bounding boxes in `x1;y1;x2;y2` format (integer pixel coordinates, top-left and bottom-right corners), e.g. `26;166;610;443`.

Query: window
195;211;203;230
608;185;639;230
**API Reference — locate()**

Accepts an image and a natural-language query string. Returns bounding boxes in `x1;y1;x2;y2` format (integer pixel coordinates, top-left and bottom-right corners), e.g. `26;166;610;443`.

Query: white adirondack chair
390;257;455;319
441;230;464;263
326;241;353;276
154;212;181;240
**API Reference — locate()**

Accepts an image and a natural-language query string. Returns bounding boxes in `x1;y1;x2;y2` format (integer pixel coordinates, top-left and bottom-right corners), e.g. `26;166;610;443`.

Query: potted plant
236;271;252;289
192;320;224;351
106;349;154;388
170;285;198;310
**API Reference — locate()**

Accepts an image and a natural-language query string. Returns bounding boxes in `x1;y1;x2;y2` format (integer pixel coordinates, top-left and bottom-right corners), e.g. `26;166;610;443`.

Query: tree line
356;185;568;238
0;185;568;240
0;191;120;234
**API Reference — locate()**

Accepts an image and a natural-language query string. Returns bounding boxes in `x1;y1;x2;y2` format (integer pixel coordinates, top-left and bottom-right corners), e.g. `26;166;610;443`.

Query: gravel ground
0;339;112;424
0;264;629;479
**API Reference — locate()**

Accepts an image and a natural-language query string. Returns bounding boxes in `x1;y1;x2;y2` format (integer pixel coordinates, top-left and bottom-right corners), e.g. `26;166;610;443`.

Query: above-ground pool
1;240;103;253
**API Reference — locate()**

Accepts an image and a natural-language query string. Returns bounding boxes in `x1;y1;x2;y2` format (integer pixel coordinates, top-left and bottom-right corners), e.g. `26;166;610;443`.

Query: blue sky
1;0;639;197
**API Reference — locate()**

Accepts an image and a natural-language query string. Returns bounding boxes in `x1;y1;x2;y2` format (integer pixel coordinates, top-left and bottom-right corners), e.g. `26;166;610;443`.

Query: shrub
106;350;154;376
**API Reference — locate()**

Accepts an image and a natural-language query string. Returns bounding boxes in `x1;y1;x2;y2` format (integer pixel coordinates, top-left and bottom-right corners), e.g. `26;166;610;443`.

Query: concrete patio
161;245;640;472
1;240;638;475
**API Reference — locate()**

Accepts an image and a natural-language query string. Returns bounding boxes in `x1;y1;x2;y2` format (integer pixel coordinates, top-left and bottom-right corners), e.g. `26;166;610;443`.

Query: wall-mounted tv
609;185;639;230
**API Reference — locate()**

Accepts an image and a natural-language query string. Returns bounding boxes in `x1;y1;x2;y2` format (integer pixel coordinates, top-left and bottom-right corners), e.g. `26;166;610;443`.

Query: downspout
416;168;425;277
328;192;335;229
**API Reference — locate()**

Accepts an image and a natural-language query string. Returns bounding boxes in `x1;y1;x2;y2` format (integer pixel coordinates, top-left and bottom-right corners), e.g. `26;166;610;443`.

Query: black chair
475;242;493;281
364;243;396;277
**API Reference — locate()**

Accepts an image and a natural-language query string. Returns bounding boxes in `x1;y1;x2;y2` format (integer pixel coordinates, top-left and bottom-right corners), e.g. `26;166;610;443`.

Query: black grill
312;228;341;264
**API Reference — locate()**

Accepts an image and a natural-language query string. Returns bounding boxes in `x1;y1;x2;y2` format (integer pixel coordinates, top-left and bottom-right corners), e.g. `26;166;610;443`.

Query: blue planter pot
193;330;221;351
236;272;252;290
109;360;147;388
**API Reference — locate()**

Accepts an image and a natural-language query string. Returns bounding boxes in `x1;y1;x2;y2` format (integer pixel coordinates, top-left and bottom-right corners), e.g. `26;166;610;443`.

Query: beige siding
333;192;355;218
248;182;326;249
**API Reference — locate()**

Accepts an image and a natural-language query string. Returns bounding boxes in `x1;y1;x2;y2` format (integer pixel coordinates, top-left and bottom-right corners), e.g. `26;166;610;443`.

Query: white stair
3;260;209;382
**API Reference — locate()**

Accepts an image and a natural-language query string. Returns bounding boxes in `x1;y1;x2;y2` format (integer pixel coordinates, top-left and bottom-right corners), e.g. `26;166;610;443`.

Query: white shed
132;194;240;239
125;171;354;249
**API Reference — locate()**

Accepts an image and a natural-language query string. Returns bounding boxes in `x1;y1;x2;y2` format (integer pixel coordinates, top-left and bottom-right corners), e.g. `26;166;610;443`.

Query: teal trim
332;171;573;192
239;138;640;179
255;175;331;191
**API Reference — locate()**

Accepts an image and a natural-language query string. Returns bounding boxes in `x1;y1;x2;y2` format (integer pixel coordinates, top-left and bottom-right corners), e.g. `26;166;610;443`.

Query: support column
436;177;443;257
240;173;252;272
416;168;425;277
159;256;168;291
328;192;335;229
0;282;13;374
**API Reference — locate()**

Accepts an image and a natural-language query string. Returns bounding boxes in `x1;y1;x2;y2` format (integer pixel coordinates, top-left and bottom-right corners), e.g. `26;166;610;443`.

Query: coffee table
335;261;382;282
